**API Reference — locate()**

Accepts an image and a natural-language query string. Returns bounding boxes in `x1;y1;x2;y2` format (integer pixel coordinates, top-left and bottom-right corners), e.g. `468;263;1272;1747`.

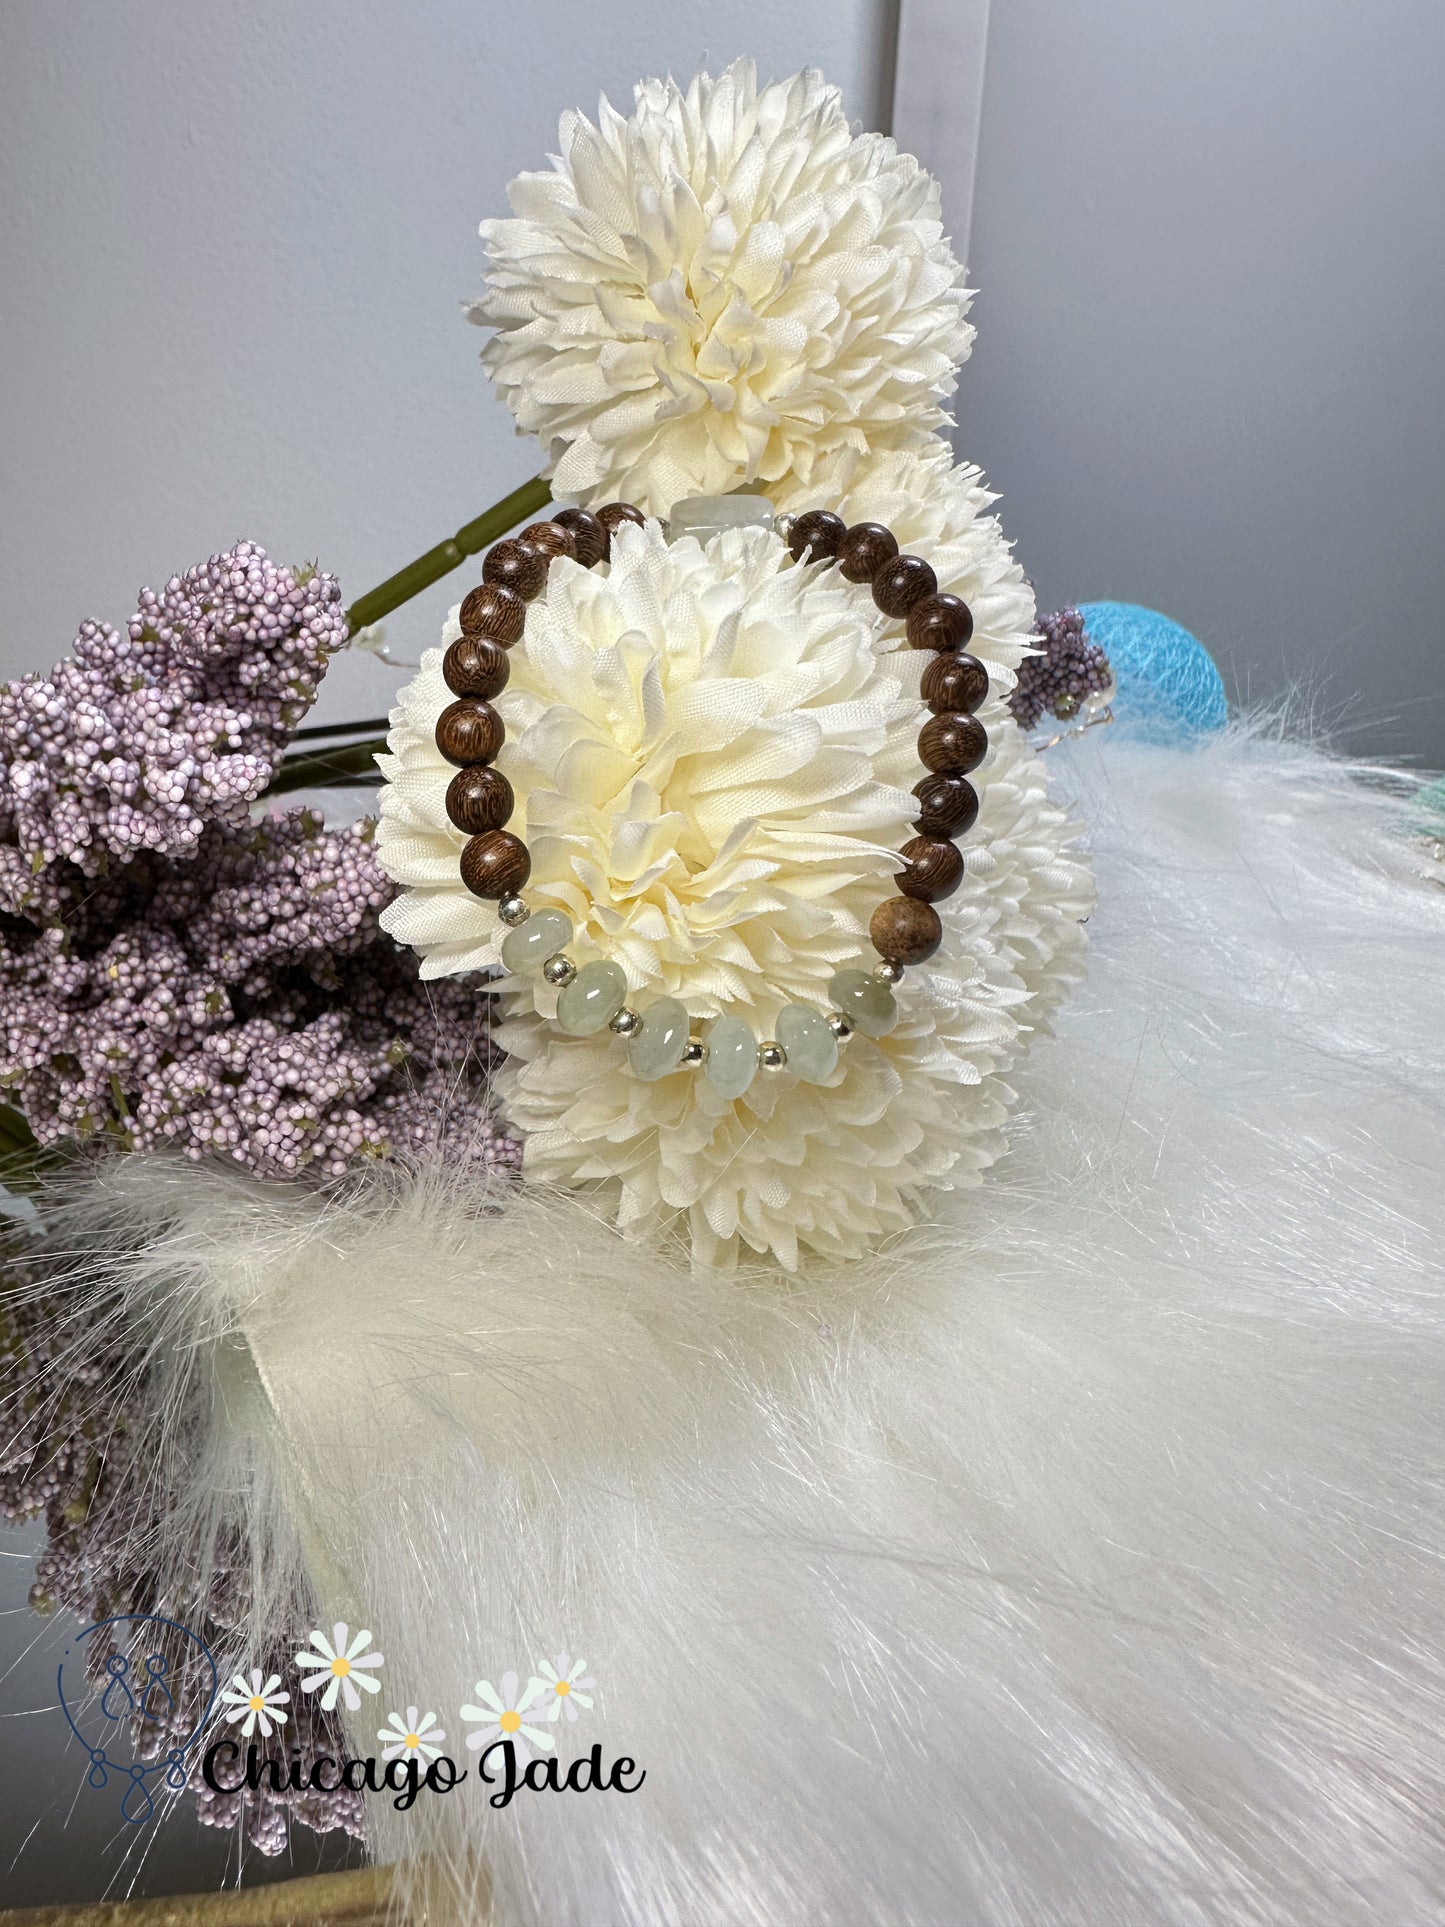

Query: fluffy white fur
40;729;1445;1925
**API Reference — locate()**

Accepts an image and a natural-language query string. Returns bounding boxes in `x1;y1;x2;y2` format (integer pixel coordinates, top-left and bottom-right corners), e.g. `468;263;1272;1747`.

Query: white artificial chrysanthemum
294;1624;384;1713
469;61;973;516
769;441;1038;694
220;1669;289;1740
377;505;1092;1269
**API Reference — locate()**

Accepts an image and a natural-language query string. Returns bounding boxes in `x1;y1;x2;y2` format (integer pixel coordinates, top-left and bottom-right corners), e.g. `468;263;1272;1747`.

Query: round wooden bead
551;506;608;567
518;519;576;561
896;834;965;903
460;829;531;901
458;582;525;646
445;765;515;835
596;503;646;555
482;539;548;602
435;698;504;767
911;773;979;840
837;521;899;583
870;894;943;965
443;635;510;700
906;593;974;653
921;652;989;716
873;554;938;619
787;509;846;563
918;711;988;776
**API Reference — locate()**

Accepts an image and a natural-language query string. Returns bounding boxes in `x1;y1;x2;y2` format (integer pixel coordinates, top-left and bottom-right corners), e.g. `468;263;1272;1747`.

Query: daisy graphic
378;1706;447;1764
460;1670;554;1761
293;1623;384;1713
530;1655;596;1724
219;1668;289;1740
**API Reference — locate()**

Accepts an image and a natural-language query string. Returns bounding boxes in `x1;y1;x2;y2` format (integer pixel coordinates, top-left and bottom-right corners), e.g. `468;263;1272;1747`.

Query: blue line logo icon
57;1614;219;1825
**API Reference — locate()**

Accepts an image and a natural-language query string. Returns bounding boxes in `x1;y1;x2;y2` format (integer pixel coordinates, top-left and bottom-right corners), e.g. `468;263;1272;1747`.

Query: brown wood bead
435;698;504;767
518;519;576;561
787;509;846;563
482;539;548;602
873;554;938;619
870;894;943;965
896;834;965;903
911;773;980;839
458;581;525;646
443;635;511;700
907;592;974;652
460;829;531;900
551;506;608;567
921;652;989;716
596;502;646;555
837;521;899;583
446;765;515;835
918;711;988;776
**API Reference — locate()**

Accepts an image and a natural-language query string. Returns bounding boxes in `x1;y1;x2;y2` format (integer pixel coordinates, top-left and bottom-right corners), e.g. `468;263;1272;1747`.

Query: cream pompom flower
376;505;1092;1270
469;61;974;516
769;442;1039;695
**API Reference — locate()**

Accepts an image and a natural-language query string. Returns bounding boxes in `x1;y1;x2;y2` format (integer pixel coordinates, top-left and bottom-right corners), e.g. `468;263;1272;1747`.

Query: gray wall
0;0;896;735
960;0;1445;768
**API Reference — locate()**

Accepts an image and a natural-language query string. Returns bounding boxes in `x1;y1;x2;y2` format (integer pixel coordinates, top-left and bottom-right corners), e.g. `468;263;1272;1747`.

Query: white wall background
959;0;1445;766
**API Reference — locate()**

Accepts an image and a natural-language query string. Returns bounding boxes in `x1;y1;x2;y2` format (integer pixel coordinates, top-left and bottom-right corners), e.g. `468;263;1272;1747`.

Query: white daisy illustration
218;1668;289;1740
530;1655;596;1724
293;1623;384;1713
460;1670;555;1761
378;1706;447;1764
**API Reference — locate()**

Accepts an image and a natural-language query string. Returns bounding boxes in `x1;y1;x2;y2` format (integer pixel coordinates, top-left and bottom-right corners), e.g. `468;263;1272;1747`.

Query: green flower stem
261;473;553;800
0;1099;46;1196
344;473;551;634
290;716;391;743
264;739;388;796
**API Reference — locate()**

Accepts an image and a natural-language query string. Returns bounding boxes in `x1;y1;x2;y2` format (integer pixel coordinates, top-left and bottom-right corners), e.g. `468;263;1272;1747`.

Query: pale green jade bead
704;1015;758;1099
668;494;774;542
556;959;627;1036
628;997;691;1080
499;908;573;976
776;1003;839;1084
828;968;898;1038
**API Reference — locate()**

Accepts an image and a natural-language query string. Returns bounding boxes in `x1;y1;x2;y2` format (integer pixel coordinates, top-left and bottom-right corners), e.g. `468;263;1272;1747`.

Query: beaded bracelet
433;501;989;1092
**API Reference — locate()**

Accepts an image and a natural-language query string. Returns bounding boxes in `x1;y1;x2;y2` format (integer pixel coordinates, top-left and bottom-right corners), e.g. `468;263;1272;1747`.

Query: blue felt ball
1078;601;1228;743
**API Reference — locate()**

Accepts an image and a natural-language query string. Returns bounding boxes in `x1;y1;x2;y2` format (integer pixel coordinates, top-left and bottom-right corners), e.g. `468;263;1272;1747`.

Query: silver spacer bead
681;1039;708;1068
609;1006;642;1037
541;953;577;987
776;512;796;541
873;960;905;984
826;1012;854;1042
759;1041;788;1071
498;896;530;927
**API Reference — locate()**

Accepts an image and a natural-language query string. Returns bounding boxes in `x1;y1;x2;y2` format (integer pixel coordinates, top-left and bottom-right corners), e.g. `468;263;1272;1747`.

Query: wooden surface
0;1865;397;1927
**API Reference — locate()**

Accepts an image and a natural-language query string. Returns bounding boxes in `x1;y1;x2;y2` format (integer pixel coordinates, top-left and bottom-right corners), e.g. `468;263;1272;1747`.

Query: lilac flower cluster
0;543;519;1179
0;1258;362;1851
0;544;348;924
0;543;519;1858
0;810;518;1177
1009;606;1113;731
